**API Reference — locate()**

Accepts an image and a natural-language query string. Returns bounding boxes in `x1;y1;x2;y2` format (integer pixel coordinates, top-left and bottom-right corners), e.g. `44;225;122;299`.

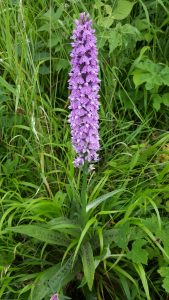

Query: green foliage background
0;0;169;299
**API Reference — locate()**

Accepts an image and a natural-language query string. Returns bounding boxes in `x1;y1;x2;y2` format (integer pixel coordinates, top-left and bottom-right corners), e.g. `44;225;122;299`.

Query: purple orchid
68;12;100;167
50;294;59;300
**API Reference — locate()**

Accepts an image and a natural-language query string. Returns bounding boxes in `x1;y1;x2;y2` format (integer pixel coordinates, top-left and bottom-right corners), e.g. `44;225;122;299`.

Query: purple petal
50;294;59;300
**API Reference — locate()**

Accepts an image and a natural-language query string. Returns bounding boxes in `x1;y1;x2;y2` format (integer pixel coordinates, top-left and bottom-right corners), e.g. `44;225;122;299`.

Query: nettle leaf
127;239;148;264
81;242;95;291
112;0;135;20
158;267;169;293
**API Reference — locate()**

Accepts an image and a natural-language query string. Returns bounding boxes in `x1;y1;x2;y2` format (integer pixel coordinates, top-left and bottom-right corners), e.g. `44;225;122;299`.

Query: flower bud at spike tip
68;13;100;167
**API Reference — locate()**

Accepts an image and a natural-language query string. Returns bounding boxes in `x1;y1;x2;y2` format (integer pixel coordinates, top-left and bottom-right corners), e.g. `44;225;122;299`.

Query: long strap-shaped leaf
8;225;69;246
73;217;96;264
81;242;95;291
86;189;124;212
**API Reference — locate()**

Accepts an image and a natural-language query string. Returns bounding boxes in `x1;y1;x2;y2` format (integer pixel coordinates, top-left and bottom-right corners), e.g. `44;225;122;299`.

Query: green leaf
108;23;140;54
112;0;135;20
158;267;169;293
81;242;95;291
97;16;114;28
54;59;70;72
0;250;14;266
142;216;159;233
8;225;69;246
48;256;78;291
127;239;148;264
134;264;150;300
31;257;79;300
152;94;162;111
47;217;80;236
103;222;130;248
0;76;17;95
38;65;50;75
109;30;122;53
104;5;113;16
162;93;169;106
94;0;103;9
86;189;124;212
31;264;61;300
73;217;96;263
47;34;62;48
160;67;169;86
132;60;163;89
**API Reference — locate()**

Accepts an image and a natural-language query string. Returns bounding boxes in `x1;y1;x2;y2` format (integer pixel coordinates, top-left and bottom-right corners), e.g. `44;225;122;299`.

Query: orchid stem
81;162;88;223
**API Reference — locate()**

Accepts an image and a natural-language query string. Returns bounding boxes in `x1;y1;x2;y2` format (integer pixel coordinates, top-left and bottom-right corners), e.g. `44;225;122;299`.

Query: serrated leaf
103;222;130;248
108;23;140;54
112;0;134;20
158;267;169;293
142;216;161;234
8;225;69;246
132;60;169;90
98;16;114;28
81;242;95;291
127;239;148;264
86;189;124;212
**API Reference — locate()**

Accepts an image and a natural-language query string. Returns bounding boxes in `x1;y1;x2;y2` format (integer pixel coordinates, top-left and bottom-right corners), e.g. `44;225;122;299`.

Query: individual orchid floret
50;294;59;300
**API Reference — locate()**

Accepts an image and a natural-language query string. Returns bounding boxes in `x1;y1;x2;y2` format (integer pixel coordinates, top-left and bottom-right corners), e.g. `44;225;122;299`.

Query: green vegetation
0;0;169;299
